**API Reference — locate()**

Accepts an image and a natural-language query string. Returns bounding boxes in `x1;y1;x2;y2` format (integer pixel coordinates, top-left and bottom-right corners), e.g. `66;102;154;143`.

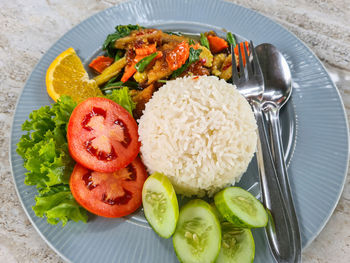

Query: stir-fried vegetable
103;24;141;57
207;35;229;53
200;33;210;49
89;56;114;73
171;47;202;78
92;26;250;121
135;52;161;73
93;57;127;85
226;32;236;47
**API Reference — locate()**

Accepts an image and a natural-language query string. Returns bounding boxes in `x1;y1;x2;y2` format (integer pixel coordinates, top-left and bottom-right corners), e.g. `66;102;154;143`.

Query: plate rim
9;0;350;261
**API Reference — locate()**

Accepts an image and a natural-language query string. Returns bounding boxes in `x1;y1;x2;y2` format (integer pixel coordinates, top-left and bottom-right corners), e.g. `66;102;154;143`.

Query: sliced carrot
234;41;250;66
121;52;162;83
135;43;157;56
166;41;190;71
207;35;228;53
89;56;114;74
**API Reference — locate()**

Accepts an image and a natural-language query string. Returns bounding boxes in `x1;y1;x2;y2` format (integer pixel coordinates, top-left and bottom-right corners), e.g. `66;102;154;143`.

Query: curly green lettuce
17;96;87;226
17;90;136;226
105;87;136;116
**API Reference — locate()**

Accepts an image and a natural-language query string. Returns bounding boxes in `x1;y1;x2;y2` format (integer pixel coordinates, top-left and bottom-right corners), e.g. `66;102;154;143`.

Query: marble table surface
0;0;349;262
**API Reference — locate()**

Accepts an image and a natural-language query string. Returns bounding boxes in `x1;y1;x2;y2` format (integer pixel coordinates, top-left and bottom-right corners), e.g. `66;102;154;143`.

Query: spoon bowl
256;43;292;110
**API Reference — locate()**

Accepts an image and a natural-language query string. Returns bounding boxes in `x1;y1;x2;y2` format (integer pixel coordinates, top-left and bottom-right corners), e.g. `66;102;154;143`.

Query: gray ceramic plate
10;0;349;262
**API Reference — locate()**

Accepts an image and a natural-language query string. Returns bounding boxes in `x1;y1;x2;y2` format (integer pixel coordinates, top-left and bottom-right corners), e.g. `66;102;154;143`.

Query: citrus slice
46;47;102;103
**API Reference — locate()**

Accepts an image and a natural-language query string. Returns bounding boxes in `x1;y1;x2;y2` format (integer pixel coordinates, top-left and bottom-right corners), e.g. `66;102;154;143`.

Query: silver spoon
255;43;301;263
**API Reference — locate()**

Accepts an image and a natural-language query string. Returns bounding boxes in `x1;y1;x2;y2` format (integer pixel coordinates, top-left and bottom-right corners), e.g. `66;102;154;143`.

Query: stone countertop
0;0;349;262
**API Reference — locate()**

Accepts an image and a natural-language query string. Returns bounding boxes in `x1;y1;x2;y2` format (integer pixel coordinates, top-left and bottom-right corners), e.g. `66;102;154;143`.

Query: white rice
138;76;257;196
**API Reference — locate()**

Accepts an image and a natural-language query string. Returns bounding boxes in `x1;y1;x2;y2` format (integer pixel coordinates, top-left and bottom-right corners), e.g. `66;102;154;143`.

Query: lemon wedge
46;47;102;103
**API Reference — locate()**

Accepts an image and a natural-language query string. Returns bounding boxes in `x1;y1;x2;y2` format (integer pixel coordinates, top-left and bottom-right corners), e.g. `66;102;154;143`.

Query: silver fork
231;42;299;263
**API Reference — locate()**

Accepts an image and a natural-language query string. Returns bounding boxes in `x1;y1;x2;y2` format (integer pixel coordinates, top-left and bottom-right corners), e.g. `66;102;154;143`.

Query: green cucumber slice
142;172;179;238
216;222;255;263
173;199;221;263
214;187;268;228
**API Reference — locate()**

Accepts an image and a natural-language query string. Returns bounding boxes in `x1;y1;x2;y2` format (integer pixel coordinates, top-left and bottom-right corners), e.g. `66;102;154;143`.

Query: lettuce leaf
16;92;136;226
105;87;136;116
17;96;87;226
33;185;88;226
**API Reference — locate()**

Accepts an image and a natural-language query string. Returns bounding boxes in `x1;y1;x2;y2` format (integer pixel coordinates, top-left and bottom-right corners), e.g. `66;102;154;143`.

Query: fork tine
237;43;245;81
230;44;239;84
243;42;253;77
250;40;263;77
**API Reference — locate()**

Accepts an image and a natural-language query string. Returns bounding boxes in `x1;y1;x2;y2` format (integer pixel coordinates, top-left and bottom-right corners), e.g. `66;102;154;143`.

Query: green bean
226;32;236;47
135;52;158;73
200;33;210;49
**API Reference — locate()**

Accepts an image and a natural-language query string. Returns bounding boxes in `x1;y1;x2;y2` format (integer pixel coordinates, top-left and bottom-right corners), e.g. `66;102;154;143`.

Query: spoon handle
266;108;302;263
252;102;298;263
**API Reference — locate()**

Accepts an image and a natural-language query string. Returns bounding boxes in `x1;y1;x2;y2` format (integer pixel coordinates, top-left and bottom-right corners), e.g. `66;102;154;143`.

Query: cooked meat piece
211;53;227;76
132;84;155;119
220;54;233;81
114;29;163;49
147;58;172;84
180;60;210;77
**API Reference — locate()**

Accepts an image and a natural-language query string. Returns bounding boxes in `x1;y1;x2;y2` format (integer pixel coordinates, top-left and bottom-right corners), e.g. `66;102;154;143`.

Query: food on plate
214;187;268;228
70;157;147;218
46;47;102;103
93;57;127;85
88;25;246;119
18;23;268;262
142;172;179;238
216;222;255;263
16;88;137;225
138;76;257;196
89;55;114;74
173;199;221;263
67;97;140;173
16;96;87;225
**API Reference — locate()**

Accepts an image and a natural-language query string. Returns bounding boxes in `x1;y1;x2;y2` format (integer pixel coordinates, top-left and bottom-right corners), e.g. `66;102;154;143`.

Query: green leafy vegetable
114;49;125;61
200;33;210;49
17;96;87;226
226;32;236;47
16;89;137;226
135;52;158;73
103;24;141;57
171;47;202;78
33;185;88;226
188;39;195;45
105;87;136;116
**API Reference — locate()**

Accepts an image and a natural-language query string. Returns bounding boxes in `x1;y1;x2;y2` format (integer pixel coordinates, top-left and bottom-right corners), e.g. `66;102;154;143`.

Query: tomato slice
70;156;148;218
67;97;140;173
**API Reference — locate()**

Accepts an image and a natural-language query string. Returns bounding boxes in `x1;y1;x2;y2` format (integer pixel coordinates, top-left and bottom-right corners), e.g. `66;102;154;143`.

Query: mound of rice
138;76;257;196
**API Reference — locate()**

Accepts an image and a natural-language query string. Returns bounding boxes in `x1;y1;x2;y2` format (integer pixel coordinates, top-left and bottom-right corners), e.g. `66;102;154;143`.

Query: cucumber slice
214;187;268;228
216;222;255;263
142;172;179;238
173;199;221;263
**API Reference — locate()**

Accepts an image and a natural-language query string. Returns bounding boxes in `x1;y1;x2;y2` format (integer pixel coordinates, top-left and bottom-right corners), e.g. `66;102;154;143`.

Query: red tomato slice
67;97;140;173
70;156;148;218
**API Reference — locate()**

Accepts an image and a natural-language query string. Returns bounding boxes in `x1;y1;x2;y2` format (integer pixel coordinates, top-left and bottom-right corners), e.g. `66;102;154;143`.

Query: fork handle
265;107;302;263
252;102;297;263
